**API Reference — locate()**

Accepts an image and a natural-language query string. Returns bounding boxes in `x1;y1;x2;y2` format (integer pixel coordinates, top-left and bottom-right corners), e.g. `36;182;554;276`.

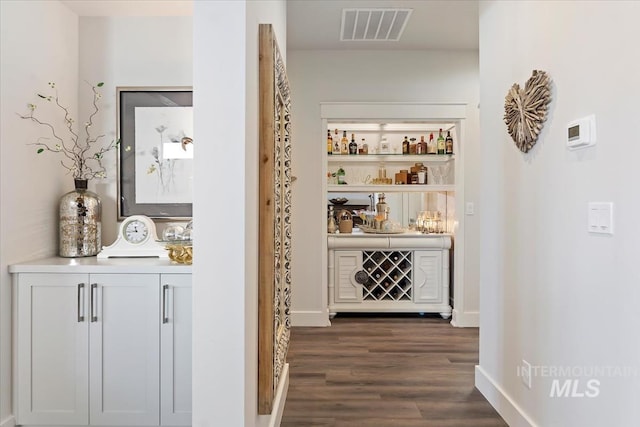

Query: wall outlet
521;359;532;389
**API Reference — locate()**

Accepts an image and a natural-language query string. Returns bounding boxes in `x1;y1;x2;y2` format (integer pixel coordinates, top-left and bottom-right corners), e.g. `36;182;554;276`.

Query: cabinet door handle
90;283;98;322
354;270;369;284
162;285;169;324
162;285;169;323
77;283;85;322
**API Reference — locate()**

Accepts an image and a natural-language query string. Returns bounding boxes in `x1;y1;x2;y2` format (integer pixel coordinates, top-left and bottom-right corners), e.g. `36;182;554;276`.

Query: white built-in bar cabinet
9;257;192;427
321;103;467;323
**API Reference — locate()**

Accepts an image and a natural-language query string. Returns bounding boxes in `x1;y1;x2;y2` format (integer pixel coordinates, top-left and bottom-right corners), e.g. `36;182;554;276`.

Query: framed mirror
258;24;292;414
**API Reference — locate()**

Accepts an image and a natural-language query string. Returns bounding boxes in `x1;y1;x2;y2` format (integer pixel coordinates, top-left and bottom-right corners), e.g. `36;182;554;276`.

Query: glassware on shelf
440;162;452;185
163;224;185;241
327;206;337;234
434;211;443;234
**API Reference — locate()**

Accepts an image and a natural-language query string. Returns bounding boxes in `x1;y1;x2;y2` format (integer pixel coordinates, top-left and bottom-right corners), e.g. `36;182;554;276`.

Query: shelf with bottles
328;184;454;193
327;153;454;164
327;122;456;158
328;158;454;189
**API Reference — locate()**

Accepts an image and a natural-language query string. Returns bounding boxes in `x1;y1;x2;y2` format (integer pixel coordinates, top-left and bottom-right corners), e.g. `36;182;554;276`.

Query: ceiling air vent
340;8;413;42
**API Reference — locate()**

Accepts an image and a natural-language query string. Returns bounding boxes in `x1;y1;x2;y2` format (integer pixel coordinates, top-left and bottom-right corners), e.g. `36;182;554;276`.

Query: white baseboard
475;365;537;427
268;363;289;427
290;310;330;327
0;415;15;427
451;309;479;327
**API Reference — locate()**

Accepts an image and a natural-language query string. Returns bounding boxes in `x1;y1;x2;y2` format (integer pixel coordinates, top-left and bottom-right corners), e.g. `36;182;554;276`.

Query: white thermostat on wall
567;114;596;150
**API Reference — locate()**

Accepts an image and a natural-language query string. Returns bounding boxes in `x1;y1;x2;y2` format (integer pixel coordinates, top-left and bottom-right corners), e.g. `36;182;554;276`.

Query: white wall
1;0;289;424
287;49;480;326
0;1;79;425
193;0;287;425
477;1;640;425
79;16;193;244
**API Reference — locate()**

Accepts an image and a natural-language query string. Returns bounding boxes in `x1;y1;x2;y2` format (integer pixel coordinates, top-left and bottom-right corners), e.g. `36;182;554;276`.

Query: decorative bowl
329;197;349;205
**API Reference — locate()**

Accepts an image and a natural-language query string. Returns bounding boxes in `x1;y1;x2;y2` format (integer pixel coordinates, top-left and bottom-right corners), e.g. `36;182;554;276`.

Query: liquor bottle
427;133;436;154
409;137;417;154
327;130;333;155
340;130;349;155
349;133;358;155
402;136;410;155
362;138;369;154
417;136;427;154
375;193;387;218
332;129;341;154
445;131;454;154
437;129;445;155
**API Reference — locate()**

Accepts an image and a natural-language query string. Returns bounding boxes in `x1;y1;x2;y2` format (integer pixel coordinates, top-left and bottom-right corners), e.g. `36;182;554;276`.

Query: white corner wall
79;15;193;244
477;1;640;426
193;1;287;426
287;49;480;326
0;1;79;425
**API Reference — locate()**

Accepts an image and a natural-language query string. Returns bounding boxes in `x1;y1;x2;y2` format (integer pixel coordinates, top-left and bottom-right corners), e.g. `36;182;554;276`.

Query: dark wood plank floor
281;314;507;427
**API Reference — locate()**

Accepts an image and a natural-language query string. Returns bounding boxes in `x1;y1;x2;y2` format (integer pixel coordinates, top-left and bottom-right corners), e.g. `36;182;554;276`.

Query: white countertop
327;229;452;249
328;228;452;237
9;256;192;274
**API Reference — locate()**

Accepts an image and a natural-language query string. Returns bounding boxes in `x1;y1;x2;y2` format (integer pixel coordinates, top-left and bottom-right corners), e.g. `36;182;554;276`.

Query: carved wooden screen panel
258;23;292;415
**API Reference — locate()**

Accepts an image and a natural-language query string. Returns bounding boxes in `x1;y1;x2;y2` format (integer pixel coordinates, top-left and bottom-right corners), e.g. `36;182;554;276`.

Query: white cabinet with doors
160;274;192;426
328;234;451;318
10;258;192;427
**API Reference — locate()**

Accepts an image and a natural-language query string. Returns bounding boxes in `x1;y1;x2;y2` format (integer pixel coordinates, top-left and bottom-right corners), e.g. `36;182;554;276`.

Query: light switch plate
465;202;475;215
588;202;614;234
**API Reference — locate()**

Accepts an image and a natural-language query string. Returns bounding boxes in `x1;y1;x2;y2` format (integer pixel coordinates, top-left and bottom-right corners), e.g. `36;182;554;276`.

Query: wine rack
362;251;412;301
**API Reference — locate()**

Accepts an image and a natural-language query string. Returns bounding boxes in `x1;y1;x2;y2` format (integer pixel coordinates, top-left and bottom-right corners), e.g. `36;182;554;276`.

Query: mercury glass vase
59;179;102;257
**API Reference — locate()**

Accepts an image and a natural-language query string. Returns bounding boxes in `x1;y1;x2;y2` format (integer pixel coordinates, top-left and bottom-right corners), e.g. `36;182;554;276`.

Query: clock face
123;219;149;244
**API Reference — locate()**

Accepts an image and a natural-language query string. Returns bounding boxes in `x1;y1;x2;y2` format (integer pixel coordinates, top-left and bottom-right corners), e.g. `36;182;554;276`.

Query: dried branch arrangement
18;81;119;180
504;70;552;153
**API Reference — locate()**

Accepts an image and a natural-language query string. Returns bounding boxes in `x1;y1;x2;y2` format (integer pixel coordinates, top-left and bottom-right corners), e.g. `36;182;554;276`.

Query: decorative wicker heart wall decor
504;70;552;153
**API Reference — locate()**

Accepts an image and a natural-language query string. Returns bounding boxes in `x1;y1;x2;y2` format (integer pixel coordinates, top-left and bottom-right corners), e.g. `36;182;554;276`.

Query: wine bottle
437;129;445;155
327;130;333;155
445;131;454;154
402;136;410;155
349;133;358;155
340;130;349;155
427;133;436;154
